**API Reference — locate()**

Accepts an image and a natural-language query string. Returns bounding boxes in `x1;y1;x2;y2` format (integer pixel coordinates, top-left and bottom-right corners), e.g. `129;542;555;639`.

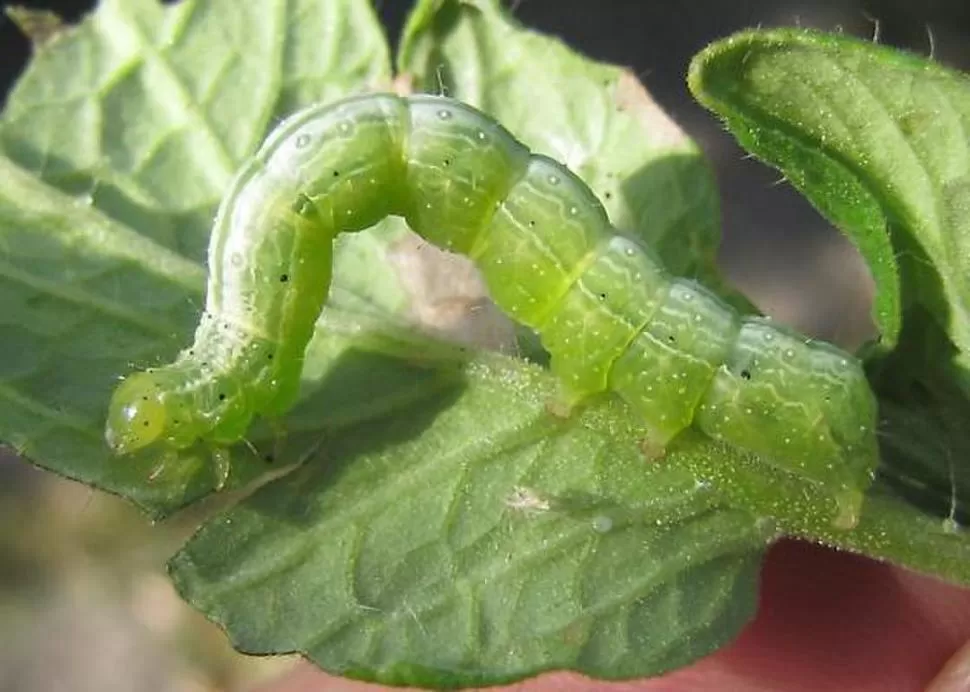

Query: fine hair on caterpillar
105;93;879;527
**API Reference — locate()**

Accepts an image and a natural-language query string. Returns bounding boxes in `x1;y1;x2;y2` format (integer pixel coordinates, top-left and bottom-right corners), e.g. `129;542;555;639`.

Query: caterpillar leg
638;435;669;462
544;383;592;420
545;391;578;419
831;489;864;531
211;446;232;491
294;432;329;468
266;418;288;464
147;451;175;483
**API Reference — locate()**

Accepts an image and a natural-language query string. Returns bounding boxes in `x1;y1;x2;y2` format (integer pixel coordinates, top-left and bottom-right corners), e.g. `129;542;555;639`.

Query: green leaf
398;0;746;306
688;28;970;362
688;27;970;565
0;0;771;683
4;4;970;688
0;152;206;511
2;0;393;262
680;431;970;583
170;355;772;687
5;6;68;45
0;0;395;515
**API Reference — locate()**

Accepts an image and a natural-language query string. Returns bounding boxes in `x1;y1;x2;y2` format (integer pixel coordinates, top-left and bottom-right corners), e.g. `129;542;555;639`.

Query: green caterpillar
104;93;879;528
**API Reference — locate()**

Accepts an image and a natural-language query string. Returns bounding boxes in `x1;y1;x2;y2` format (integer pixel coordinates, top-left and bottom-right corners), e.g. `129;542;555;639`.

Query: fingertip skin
105;93;879;519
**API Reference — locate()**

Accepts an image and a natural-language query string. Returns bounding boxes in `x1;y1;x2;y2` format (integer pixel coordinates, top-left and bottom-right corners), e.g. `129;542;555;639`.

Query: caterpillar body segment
609;278;740;450
105;93;878;525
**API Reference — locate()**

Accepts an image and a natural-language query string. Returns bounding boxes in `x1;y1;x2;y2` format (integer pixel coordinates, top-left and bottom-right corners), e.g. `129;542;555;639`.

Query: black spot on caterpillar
104;93;878;526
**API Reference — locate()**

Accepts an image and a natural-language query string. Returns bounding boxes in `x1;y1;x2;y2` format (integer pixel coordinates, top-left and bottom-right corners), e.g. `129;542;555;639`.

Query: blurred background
1;1;969;690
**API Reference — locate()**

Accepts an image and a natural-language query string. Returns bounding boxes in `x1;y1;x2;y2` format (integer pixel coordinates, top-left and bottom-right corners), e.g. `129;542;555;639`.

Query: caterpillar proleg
105;93;878;527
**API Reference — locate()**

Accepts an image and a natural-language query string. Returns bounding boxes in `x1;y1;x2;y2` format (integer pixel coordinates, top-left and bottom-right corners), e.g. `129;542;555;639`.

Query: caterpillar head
105;371;170;454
